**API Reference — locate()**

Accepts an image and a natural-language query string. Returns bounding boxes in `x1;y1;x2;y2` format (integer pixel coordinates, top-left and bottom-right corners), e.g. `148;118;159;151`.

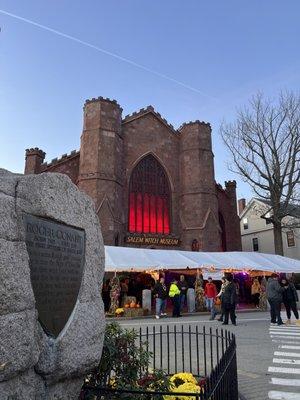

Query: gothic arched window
128;155;171;234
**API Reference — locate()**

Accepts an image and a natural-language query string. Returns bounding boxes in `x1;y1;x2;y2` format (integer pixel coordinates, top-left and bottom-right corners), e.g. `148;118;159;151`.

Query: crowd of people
102;272;299;326
153;273;238;325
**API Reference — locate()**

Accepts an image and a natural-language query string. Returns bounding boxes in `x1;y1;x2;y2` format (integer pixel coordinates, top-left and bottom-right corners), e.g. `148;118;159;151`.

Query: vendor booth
103;246;300;317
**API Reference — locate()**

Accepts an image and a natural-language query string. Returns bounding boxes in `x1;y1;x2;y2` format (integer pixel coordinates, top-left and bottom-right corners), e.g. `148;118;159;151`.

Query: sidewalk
108;307;262;322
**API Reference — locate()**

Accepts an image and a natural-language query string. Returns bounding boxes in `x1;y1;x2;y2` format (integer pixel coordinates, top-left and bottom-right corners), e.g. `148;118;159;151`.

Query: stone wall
0;169;105;400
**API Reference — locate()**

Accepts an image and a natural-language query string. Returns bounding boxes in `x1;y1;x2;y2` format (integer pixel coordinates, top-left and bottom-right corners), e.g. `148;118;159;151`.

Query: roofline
122;105;177;134
239;197;269;219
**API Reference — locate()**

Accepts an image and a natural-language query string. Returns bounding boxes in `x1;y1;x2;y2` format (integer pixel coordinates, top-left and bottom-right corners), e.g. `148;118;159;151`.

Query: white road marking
274;352;300;358
270;332;300;336
268;390;300;399
273;340;300;344
268;325;300;399
270;377;300;387
268;366;300;374
269;328;300;332
273;358;300;365
270;330;300;334
270;326;300;329
271;336;300;340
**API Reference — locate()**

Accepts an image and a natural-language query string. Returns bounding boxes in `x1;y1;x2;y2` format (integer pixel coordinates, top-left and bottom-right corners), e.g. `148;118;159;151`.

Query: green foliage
83;322;171;399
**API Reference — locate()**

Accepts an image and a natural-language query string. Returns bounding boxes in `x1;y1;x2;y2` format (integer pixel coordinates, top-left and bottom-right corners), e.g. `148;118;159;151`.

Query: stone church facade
24;96;241;251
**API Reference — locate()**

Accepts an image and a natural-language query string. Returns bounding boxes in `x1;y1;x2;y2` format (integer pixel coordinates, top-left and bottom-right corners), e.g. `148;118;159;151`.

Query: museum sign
125;235;180;246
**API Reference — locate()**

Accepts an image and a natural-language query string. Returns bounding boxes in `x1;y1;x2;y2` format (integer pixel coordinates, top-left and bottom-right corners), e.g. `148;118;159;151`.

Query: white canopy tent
105;246;300;273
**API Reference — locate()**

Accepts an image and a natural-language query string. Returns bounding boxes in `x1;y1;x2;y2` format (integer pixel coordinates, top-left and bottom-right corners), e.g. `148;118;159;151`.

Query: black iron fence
82;324;238;400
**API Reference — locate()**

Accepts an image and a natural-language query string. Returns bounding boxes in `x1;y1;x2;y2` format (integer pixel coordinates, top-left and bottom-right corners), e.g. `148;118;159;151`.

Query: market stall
104;246;300;316
105;246;300;272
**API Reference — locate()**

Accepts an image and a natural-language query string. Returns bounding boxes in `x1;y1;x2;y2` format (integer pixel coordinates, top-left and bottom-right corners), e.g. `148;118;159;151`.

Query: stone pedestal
142;289;152;313
0;169;105;400
187;288;195;313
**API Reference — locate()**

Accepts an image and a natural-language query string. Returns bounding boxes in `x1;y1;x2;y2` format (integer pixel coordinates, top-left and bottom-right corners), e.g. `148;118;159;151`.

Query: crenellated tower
78;97;124;245
179;121;221;251
24;148;45;174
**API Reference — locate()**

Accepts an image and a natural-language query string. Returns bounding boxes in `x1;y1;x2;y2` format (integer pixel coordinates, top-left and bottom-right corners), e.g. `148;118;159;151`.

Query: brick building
24;96;241;251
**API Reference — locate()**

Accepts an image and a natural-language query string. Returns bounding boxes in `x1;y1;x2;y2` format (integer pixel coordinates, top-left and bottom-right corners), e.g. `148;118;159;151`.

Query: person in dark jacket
153;276;168;319
178;275;188;312
266;274;284;325
217;277;228;322
281;278;299;324
222;274;237;326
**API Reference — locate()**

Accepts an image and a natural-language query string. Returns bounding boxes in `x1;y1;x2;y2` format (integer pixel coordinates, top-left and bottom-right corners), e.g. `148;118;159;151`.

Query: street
118;312;300;400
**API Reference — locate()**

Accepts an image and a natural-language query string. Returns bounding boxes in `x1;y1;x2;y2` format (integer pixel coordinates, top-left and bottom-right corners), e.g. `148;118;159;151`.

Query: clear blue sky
1;1;300;201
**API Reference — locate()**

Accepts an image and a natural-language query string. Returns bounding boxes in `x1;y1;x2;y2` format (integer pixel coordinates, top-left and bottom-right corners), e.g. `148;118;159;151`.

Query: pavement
117;311;300;400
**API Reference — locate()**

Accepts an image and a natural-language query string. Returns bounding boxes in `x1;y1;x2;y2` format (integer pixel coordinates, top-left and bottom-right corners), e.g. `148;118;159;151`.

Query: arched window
128;155;171;234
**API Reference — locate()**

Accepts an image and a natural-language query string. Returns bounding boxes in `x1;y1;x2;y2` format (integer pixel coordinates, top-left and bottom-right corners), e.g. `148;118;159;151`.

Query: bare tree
221;92;300;255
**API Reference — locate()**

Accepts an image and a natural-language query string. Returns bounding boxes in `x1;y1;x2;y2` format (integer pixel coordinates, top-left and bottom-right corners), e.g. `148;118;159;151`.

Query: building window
286;231;295;247
128;155;170;235
243;218;249;230
252;237;259;252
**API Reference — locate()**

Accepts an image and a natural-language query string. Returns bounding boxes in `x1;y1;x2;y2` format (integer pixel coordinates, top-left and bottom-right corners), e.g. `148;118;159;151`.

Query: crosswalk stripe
280;346;300;350
274;352;300;358
270;326;300;329
273;358;300;365
268;390;300;399
270;328;300;332
271;336;300;340
269;328;300;335
273;340;300;344
270;377;300;387
268;366;300;374
270;332;300;336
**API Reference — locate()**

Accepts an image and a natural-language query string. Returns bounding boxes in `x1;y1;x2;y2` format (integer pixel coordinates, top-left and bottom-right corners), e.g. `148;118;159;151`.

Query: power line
0;8;216;100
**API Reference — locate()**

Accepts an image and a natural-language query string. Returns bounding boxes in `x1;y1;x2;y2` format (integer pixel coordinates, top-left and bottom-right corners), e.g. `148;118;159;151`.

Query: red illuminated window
128;155;171;235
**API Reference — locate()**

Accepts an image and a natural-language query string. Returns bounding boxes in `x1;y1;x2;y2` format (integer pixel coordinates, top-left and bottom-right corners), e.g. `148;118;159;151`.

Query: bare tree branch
221;91;300;255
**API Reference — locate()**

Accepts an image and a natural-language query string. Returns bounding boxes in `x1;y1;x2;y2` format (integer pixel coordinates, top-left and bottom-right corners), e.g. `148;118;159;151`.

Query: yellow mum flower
164;381;201;400
170;372;198;386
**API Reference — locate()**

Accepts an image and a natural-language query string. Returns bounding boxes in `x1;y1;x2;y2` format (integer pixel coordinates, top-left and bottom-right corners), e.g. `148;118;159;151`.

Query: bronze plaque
24;215;85;337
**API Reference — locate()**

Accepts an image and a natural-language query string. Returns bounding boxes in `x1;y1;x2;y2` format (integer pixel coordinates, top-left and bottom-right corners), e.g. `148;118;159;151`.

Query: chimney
238;198;246;215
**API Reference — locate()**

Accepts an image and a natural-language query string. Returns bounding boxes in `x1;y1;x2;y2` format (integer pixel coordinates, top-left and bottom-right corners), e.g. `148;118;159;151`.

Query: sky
1;0;300;201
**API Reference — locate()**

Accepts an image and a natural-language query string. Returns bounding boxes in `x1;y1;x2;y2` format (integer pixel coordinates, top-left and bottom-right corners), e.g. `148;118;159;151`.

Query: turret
24;148;45;174
78;97;124;245
224;180;242;250
225;180;237;202
179;121;220;251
